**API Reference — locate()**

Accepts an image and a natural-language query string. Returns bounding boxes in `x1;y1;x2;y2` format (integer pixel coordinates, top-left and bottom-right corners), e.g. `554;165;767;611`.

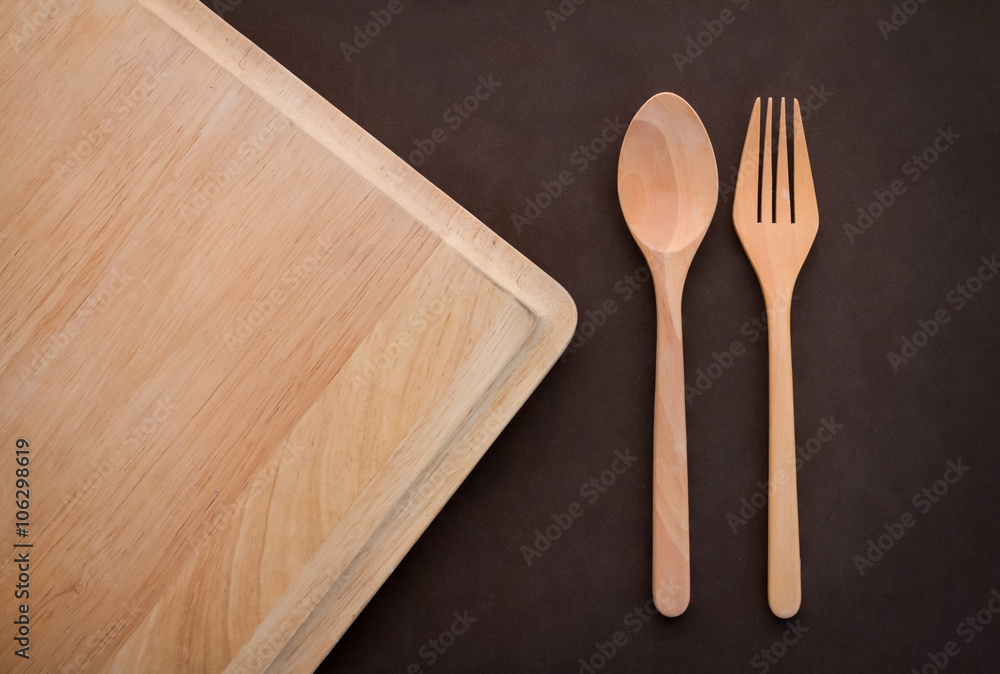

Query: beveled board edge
133;1;578;671
136;0;572;332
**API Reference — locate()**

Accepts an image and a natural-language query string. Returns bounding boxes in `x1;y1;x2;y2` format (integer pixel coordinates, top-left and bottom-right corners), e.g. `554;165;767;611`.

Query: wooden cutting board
0;1;575;671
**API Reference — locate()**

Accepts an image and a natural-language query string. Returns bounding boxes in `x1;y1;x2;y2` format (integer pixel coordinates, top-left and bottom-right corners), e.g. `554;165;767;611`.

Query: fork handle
766;303;801;618
651;265;690;616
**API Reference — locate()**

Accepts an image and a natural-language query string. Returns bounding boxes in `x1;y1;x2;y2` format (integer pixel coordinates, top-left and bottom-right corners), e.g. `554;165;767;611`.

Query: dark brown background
200;1;1000;671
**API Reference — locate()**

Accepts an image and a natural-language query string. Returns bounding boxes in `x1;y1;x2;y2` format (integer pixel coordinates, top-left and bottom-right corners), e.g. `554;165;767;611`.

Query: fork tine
776;98;791;224
734;98;761;226
760;98;773;224
793;99;818;226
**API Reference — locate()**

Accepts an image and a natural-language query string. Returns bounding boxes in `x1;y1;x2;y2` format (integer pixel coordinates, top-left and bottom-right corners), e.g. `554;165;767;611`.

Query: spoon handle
651;269;690;617
766;303;801;618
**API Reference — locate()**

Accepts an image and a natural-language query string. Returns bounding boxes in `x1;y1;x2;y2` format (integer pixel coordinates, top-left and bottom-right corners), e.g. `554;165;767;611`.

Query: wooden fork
733;97;818;618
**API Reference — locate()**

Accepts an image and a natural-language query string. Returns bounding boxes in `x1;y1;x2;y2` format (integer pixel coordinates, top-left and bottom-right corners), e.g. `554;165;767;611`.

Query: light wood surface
617;93;718;617
732;97;818;619
0;1;576;671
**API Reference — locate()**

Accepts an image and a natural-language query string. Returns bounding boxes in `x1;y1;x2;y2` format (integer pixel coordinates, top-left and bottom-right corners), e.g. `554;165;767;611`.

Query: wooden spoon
617;92;718;617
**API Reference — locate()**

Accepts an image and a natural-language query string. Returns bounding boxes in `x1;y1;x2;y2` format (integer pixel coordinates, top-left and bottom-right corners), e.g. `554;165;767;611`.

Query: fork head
733;97;818;302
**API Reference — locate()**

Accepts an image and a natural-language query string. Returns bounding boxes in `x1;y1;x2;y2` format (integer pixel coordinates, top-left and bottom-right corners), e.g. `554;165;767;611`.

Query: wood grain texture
732;97;818;619
0;0;576;671
617;93;718;617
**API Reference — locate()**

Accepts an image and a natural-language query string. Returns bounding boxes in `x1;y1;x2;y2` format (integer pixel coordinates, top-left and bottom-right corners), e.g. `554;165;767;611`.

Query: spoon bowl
619;93;719;255
617;92;718;617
